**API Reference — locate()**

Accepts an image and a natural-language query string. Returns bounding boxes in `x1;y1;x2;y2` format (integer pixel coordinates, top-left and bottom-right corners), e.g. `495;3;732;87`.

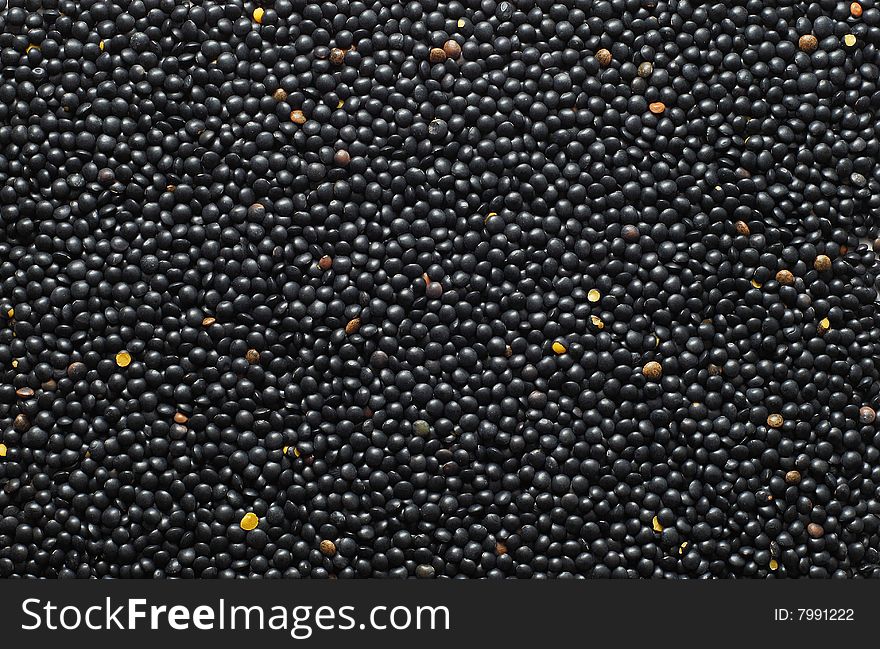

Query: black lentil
0;0;879;581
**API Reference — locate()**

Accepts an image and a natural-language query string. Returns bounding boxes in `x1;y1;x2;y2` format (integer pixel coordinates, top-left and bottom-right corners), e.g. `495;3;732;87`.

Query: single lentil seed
329;48;345;64
775;270;794;285
443;39;462;59
595;49;612;66
345;317;361;335
799;34;818;52
429;48;447;64
814;255;832;271
642;361;662;379
240;512;259;531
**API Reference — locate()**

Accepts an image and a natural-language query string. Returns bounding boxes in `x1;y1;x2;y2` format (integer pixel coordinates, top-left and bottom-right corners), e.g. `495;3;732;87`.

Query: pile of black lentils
1;0;880;580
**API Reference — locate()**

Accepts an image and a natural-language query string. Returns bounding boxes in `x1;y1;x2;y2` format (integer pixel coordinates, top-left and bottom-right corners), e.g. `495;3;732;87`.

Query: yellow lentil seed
253;7;264;23
750;279;762;288
844;34;857;46
652;516;663;532
587;289;600;302
769;559;779;570
0;443;6;457
293;447;301;458
115;350;132;367
819;317;830;333
6;308;13;318
551;341;567;354
240;512;259;531
590;315;604;329
457;18;466;27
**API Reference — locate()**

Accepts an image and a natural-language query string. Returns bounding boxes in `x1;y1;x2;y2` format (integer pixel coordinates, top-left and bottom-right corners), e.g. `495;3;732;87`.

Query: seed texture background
0;0;879;579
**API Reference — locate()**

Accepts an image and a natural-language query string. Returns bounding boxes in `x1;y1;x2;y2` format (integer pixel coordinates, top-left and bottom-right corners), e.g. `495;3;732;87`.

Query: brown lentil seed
595;48;612;66
642;361;662;379
775;270;794;285
334;149;351;166
814;255;831;271
799;34;818;52
329;48;345;64
443;39;462;59
345;318;361;335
